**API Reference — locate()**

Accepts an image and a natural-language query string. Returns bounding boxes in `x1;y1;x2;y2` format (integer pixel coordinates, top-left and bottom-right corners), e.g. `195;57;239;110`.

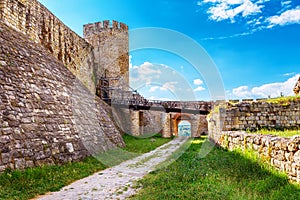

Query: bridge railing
108;97;212;112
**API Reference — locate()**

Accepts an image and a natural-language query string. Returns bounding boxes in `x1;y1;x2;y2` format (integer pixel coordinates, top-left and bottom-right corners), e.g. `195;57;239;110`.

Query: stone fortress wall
0;21;125;172
0;0;127;173
0;0;90;68
1;0;300;178
0;0;130;94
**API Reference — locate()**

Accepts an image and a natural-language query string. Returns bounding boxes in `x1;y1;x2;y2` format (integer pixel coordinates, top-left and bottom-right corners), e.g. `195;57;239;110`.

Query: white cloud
232;85;253;98
194;86;206;92
135;62;161;75
193;78;205;92
199;0;300;39
149;86;160;92
193;79;204;85
231;74;299;99
148;82;178;93
161;82;178;93
130;61;162;85
267;7;300;28
204;0;263;22
281;1;292;7
283;72;295;76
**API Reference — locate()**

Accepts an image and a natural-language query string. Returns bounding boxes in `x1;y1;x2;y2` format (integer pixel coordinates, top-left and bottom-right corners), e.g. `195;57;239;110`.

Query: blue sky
39;0;300;101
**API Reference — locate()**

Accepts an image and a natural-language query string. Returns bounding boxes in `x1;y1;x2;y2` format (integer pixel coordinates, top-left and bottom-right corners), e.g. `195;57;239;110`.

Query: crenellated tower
83;20;129;100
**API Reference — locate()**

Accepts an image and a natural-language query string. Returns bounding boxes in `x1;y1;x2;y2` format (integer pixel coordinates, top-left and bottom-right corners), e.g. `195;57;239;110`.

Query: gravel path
35;137;189;200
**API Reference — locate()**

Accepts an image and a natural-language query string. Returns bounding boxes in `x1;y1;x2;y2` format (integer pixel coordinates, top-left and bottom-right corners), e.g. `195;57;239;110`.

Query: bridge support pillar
162;113;172;138
130;111;143;136
191;117;198;137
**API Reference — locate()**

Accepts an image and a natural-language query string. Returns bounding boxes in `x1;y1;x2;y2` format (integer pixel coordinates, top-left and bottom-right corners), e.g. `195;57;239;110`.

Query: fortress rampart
0;0;90;69
0;0;129;94
0;0;128;173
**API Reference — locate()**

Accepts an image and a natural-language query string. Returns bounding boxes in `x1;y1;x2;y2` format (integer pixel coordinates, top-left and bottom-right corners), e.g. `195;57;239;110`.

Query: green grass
122;134;172;154
263;95;300;105
0;157;105;200
0;134;171;200
131;137;300;200
94;134;172;167
254;129;300;138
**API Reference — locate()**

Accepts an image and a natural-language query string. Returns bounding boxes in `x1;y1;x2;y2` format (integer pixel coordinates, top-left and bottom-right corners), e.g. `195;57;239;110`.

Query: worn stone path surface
36;137;189;200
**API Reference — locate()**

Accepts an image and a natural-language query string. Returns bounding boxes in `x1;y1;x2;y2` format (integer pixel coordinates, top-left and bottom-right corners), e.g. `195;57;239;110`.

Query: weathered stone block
294;150;300;165
288;142;298;152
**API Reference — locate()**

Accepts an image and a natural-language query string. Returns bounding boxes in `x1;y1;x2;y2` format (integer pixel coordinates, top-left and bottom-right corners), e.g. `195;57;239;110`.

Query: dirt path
35;137;189;200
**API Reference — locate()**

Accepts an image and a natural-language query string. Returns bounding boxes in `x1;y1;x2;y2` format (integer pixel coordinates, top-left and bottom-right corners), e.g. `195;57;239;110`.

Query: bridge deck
105;99;211;115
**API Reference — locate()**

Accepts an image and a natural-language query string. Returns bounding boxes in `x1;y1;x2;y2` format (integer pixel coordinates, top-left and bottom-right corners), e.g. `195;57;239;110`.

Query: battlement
83;19;129;89
83;20;128;38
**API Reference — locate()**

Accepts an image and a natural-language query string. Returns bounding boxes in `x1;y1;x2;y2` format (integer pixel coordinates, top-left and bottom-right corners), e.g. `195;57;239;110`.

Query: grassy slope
0;134;171;200
131;138;300;200
264;96;300;105
122;134;172;154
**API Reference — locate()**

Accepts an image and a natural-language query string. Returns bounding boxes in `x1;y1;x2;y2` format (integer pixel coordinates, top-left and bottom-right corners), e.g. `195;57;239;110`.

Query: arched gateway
172;113;193;137
160;112;208;138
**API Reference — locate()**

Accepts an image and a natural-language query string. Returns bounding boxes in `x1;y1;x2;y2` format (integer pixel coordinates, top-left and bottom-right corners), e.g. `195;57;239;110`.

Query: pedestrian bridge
96;77;212;137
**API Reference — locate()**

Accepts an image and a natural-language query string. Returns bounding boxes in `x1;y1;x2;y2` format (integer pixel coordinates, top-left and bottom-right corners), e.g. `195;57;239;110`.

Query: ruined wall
0;0;97;92
0;21;124;172
218;131;300;183
222;101;300;131
83;20;129;92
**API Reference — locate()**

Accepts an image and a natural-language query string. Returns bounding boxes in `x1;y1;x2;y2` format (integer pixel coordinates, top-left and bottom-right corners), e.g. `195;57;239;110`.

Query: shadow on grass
0;134;172;200
95;134;172;167
0;157;105;200
132;137;300;200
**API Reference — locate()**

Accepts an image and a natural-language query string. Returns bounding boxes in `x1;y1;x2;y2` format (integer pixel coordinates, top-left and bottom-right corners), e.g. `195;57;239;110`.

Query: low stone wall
218;131;300;183
223;100;300;131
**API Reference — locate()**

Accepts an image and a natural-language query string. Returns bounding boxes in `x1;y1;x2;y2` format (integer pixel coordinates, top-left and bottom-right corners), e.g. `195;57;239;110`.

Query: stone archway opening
172;113;192;137
178;120;191;137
